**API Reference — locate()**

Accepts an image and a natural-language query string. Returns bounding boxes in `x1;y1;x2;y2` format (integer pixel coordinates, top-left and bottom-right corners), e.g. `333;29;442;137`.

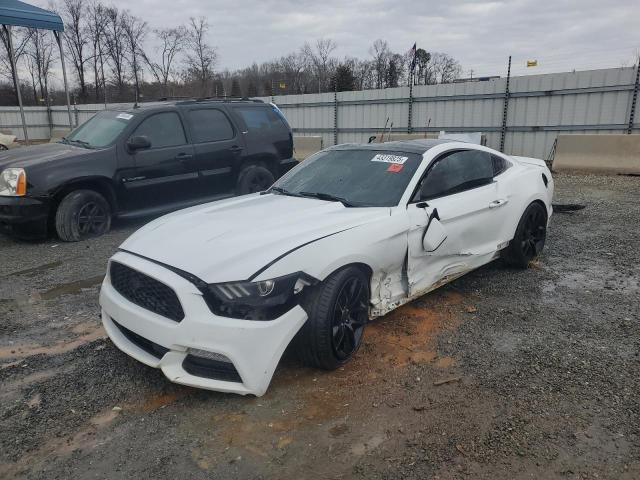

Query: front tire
294;267;369;370
504;202;547;268
55;190;111;242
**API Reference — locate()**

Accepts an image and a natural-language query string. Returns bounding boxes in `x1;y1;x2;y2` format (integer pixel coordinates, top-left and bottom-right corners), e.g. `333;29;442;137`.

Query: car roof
327;139;455;155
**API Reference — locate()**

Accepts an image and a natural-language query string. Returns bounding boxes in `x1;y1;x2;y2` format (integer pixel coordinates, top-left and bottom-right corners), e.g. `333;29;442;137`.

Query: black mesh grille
112;318;169;359
110;262;184;322
182;355;242;383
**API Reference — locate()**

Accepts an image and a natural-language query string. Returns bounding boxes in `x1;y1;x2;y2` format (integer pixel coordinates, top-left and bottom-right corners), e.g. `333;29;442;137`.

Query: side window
234;106;283;134
132;112;186;148
188;109;234;143
418;150;494;200
492;154;511;176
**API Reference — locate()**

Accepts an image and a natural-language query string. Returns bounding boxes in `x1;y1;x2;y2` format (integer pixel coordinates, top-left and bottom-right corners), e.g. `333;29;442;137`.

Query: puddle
40;275;104;300
0;324;106;360
8;261;63;278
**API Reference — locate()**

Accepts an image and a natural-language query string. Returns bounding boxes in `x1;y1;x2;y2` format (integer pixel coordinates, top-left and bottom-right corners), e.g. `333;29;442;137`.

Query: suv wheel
237;164;275;194
55;190;112;242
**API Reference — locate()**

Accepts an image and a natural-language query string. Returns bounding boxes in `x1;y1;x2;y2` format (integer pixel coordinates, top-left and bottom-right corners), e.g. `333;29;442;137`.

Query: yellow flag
527;60;538;67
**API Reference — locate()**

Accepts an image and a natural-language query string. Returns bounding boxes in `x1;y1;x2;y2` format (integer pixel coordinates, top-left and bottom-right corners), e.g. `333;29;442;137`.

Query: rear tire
294;267;369;370
0;145;7;151
236;164;275;195
503;202;547;268
55;190;111;242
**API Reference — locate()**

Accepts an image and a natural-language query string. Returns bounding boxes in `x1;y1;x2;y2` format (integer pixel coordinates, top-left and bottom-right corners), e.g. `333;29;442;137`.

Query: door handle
489;199;508;208
229;145;244;153
175;153;193;161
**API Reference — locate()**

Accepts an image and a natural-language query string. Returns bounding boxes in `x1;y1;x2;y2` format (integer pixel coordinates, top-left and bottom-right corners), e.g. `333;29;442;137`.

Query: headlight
0;168;26;196
208;272;316;308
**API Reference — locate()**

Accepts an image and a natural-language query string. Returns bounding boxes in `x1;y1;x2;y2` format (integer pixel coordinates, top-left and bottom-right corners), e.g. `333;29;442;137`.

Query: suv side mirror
127;135;151;152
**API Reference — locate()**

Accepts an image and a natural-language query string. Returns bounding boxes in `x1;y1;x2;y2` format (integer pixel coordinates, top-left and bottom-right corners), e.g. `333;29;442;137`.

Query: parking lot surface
1;173;639;480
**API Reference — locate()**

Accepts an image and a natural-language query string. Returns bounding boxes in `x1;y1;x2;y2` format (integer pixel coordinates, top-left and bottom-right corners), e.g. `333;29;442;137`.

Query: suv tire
236;164;275;194
55;189;112;242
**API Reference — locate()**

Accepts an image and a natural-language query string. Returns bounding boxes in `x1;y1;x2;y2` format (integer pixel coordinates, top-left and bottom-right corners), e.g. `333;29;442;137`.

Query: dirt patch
0;324;105;361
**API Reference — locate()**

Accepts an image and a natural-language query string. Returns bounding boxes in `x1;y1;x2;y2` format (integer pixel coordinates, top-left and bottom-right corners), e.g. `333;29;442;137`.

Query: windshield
64;110;133;148
272;149;423;207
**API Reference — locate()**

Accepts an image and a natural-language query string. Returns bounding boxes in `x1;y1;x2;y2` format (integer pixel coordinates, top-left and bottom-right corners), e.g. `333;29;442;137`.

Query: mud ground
1;173;639;480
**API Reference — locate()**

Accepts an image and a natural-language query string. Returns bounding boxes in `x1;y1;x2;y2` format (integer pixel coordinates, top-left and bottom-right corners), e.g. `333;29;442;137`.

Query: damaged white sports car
99;140;553;396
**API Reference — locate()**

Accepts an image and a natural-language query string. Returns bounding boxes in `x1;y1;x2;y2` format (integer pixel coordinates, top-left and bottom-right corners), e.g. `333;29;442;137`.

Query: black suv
0;99;295;241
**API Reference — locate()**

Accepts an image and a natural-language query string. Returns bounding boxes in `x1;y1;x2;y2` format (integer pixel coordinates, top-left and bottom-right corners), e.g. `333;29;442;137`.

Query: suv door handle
489;199;508;208
175;153;193;161
229;145;243;153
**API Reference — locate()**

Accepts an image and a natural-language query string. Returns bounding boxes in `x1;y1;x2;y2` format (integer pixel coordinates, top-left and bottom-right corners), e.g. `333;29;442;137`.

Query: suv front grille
110;262;185;322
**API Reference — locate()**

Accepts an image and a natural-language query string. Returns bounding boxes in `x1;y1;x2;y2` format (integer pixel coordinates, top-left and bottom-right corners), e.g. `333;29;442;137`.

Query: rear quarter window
234;106;287;134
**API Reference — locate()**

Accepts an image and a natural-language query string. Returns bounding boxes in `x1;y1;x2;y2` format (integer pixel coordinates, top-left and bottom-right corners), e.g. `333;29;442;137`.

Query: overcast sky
35;0;640;78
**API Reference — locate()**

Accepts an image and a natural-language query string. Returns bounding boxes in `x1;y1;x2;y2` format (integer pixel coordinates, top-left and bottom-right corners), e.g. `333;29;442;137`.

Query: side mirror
127;135;151;152
422;208;446;252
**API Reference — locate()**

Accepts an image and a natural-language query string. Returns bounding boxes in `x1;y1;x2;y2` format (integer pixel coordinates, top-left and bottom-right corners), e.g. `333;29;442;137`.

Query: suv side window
492;154;511;176
188;108;234;143
416;150;494;201
234;106;283;134
133;112;186;148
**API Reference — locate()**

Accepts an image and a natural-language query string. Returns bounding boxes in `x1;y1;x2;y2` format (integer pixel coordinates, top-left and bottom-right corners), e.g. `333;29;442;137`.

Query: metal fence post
74;101;79;128
499;55;512;152
334;84;338;145
408;74;414;134
628;57;640;134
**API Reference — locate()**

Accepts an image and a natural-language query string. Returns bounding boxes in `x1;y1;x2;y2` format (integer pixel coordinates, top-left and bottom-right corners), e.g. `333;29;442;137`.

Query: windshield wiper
299;191;356;207
65;138;93;149
266;186;302;197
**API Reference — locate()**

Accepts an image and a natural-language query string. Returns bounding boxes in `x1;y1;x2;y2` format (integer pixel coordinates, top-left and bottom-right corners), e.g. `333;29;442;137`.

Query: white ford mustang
99;140;553;396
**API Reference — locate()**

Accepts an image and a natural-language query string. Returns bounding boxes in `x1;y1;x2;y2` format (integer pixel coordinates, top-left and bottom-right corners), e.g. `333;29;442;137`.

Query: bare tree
121;11;147;102
103;6;128;95
429;52;462;84
145;26;187;95
185;17;216;96
370;39;390;89
302;38;337;92
87;1;108;102
60;0;89;100
25;28;56;103
0;27;32;84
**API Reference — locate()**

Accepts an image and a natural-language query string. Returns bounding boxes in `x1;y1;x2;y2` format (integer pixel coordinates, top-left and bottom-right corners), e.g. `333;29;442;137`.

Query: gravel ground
0;173;638;480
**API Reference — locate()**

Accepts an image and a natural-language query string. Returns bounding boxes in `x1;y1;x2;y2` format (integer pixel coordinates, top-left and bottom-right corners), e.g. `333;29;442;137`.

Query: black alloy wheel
521;206;547;259
504;202;547;268
331;275;369;360
77;201;109;236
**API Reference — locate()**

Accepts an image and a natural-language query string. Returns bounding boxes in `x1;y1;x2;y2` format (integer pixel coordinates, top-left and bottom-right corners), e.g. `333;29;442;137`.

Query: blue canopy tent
0;0;73;144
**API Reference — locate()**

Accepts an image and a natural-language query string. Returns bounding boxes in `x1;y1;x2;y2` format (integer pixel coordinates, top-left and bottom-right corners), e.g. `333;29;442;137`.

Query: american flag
409;43;417;73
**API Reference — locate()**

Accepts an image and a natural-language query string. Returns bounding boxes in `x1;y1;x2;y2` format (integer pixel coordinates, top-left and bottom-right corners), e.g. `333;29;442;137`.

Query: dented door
406;182;501;296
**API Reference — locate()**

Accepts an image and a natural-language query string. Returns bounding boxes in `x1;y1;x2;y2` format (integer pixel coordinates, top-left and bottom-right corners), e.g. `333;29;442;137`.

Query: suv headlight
0;168;26;196
208;272;316;308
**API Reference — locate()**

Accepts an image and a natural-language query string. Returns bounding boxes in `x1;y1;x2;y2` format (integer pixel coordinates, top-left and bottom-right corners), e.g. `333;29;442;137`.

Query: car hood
121;193;390;283
0;142;96;169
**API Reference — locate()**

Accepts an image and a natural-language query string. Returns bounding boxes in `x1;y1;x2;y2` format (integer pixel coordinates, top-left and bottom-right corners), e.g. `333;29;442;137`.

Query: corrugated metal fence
1;66;638;159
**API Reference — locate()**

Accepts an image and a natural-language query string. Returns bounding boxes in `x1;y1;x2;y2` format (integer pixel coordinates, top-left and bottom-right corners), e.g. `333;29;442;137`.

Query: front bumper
99;251;308;396
0;195;49;238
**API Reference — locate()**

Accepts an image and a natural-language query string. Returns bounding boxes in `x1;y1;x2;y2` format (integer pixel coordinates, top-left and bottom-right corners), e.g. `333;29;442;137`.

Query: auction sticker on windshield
371;154;408;164
117;113;133;120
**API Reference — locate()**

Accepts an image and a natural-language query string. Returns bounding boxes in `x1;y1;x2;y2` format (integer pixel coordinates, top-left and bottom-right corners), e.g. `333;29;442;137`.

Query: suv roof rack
174;97;264;105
